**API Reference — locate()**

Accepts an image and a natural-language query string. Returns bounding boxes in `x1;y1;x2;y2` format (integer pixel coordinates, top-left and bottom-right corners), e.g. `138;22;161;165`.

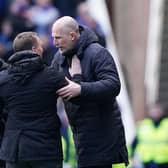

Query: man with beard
51;16;129;168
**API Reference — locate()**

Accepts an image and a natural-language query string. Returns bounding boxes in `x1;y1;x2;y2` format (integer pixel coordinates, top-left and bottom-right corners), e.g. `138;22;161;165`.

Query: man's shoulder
43;66;61;76
42;66;66;88
0;70;12;86
86;43;106;55
44;66;65;82
85;43;111;61
51;52;64;68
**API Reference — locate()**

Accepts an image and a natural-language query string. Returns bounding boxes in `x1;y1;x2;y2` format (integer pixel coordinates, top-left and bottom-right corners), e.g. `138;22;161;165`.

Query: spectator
53;0;86;18
0;18;13;61
76;1;106;47
57;98;77;168
131;103;168;168
39;34;57;65
29;0;60;35
8;0;36;37
0;0;7;25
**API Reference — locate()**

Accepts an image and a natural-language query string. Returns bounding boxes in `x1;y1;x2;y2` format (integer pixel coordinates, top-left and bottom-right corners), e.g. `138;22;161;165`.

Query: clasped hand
56;77;81;101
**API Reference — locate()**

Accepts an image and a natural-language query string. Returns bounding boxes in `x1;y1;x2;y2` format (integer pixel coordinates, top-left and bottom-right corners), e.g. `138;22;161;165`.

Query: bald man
51;16;129;168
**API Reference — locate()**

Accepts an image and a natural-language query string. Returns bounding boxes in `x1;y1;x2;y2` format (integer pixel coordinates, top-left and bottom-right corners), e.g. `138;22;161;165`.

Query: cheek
61;38;67;45
64;39;72;47
41;47;44;54
61;36;71;44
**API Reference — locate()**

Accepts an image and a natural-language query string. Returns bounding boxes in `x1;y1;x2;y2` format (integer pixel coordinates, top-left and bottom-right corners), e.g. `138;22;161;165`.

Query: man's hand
69;55;81;76
57;77;81;101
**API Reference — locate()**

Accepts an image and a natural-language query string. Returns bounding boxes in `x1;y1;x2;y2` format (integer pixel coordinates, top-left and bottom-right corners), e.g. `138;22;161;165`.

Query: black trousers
0;160;5;168
6;160;62;168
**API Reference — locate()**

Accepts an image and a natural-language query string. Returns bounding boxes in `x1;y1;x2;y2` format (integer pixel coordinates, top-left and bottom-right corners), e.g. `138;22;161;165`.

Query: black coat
0;51;67;162
52;26;129;167
0;58;10;137
0;58;8;144
0;59;10;86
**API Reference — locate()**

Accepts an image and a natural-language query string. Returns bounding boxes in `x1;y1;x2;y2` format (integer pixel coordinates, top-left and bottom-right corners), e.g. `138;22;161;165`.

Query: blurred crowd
0;0;106;65
130;103;168;168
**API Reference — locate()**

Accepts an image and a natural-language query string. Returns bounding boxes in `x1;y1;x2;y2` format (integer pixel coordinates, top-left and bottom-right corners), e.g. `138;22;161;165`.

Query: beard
61;44;78;67
62;45;78;58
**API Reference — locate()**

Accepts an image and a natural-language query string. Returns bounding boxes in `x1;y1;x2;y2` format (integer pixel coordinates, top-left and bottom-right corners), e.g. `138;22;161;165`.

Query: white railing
145;0;165;106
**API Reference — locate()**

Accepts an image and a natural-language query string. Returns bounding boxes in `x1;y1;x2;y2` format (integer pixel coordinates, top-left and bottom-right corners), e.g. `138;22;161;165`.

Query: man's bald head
52;16;79;34
52;16;80;55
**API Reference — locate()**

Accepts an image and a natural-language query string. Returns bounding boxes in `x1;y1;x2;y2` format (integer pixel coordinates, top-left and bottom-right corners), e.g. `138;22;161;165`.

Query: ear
32;46;37;52
70;31;76;41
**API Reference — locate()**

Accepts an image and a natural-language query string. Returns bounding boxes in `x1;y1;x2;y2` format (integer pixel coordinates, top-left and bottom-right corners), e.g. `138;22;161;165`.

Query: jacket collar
57;25;98;67
8;50;45;85
8;50;41;63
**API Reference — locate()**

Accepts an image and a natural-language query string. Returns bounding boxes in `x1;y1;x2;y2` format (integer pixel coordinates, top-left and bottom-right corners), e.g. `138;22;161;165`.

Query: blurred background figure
8;0;35;37
39;34;57;65
0;0;7;25
53;0;86;18
29;0;60;35
0;0;36;61
131;103;168;168
76;1;106;47
57;98;77;168
28;0;60;66
0;19;13;61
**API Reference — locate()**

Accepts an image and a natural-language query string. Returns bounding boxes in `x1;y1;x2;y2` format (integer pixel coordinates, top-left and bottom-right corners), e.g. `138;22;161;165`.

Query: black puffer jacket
0;59;7;71
0;51;67;162
52;26;129;167
0;59;10;86
0;58;8;168
0;58;9;143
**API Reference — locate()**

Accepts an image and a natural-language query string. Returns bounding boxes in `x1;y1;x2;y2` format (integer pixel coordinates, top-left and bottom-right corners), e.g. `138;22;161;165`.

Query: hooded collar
8;50;45;85
8;50;41;63
57;25;98;67
76;25;98;58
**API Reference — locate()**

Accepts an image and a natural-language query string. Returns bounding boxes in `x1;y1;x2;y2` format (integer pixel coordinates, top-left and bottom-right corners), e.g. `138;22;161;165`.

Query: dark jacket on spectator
52;26;129;167
0;58;9;168
0;51;67;162
0;58;9;138
0;57;8;91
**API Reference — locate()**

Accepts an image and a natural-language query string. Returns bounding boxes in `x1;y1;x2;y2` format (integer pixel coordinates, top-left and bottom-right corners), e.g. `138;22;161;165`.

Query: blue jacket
52;25;129;167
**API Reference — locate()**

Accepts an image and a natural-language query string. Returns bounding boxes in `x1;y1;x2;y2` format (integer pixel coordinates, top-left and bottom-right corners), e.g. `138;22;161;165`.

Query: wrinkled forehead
52;25;69;37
